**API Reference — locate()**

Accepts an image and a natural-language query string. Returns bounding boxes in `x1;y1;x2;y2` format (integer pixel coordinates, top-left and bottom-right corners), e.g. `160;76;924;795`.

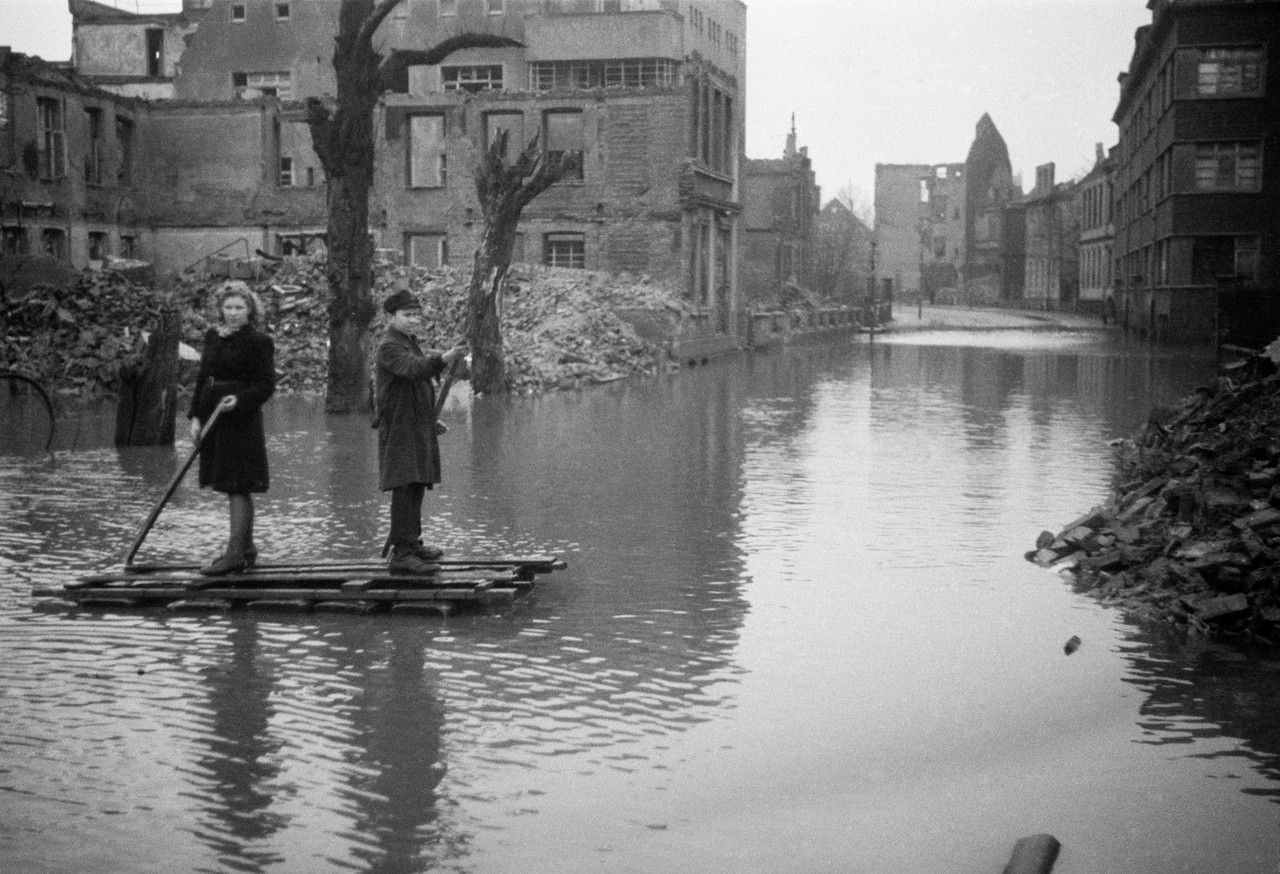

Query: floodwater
2;329;1280;874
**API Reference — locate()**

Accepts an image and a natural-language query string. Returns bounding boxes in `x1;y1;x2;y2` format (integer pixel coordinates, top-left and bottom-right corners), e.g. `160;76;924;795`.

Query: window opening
544;232;584;268
1194;142;1261;190
408;114;447;188
85;108;104;185
406;234;448;268
230;3;246;21
36;98;66;180
442;65;503;93
543;110;584;180
145;28;163;77
280;156;294;187
275;3;290;20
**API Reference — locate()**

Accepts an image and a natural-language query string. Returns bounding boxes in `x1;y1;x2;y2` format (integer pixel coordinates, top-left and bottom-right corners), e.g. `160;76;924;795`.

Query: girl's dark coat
188;326;276;494
374;327;446;491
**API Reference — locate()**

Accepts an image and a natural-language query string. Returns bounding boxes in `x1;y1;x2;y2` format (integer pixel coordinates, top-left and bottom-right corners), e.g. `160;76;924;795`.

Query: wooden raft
32;556;567;614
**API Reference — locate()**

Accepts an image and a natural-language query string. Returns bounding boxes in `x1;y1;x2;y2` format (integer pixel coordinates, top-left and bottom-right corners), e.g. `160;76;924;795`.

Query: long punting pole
122;396;235;567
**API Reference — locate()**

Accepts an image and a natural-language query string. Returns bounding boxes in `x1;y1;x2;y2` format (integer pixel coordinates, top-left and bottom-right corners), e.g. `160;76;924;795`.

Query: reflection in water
3;332;1279;872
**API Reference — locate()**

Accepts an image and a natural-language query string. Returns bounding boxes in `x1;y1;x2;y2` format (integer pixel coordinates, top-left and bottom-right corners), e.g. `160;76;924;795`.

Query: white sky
1;0;1150;215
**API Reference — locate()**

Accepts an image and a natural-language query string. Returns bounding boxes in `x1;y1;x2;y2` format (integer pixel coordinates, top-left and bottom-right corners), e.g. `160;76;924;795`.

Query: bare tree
305;0;403;414
450;132;577;396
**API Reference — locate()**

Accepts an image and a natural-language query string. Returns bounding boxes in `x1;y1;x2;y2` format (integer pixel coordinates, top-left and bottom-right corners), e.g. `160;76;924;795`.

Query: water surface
3;329;1279;874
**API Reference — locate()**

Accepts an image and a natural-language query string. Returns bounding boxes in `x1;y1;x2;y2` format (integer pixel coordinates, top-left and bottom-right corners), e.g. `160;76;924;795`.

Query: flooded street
3;328;1280;874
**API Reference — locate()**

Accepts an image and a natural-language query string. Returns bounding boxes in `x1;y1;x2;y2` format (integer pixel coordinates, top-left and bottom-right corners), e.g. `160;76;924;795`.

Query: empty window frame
543;110;584;180
484;111;525;161
145;28;163;77
441;65;503;93
1194;142;1261;191
84;107;104;185
1195;47;1264;97
36;97;66;180
2;227;30;256
230;3;246;21
40;228;67;260
1191;235;1259;283
528;59;677;91
279;156;294;187
233;72;292;99
406;233;448;268
276;3;290;20
407;114;447;188
116;116;134;184
544;232;584;268
119;235;136;258
88;231;108;261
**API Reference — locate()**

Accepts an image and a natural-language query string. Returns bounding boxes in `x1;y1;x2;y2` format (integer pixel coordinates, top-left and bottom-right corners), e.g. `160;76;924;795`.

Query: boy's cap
383;289;422;314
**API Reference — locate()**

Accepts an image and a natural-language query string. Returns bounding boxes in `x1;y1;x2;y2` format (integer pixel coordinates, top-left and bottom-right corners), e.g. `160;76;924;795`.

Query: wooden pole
122;396;235;566
115;307;180;446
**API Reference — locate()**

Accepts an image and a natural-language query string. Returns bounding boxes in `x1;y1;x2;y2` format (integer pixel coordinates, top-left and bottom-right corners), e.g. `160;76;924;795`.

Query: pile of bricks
1029;352;1280;642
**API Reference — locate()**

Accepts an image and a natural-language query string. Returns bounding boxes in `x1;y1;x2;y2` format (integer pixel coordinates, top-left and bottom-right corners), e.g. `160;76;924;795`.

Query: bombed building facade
740;118;819;308
62;0;749;353
0;47;148;286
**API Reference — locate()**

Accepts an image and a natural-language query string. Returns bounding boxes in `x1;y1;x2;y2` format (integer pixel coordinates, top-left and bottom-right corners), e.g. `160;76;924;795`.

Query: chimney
1095;142;1104;163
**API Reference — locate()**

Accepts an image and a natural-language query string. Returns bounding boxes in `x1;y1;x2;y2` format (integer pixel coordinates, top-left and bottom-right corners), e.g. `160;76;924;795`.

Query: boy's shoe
388;545;438;576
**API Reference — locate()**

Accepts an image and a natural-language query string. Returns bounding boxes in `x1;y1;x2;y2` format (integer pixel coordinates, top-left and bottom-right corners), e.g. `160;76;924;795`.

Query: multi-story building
1076;142;1115;318
1112;0;1280;345
874;115;1014;305
740;118;819;307
1022;162;1079;310
69;0;204;100
0;47;147;282
72;0;749;354
874;161;965;304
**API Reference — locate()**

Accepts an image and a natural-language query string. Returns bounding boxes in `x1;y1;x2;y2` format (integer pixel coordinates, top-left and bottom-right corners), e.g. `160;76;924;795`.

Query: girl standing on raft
188;281;277;576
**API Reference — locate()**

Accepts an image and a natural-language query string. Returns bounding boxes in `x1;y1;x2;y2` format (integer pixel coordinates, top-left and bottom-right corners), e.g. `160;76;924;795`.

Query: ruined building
873;161;964;304
1112;0;1280;345
962;112;1016;304
873;114;1014;305
740;116;819;308
68;0;749;354
0;47;148;284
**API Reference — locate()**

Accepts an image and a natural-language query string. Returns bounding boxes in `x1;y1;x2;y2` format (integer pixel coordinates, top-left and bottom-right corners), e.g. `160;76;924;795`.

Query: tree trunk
465;132;577;395
324;172;376;413
306;0;403;414
114;308;179;446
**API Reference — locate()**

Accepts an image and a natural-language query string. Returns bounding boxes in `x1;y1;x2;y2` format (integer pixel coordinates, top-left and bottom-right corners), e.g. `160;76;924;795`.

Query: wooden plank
118;555;564;575
167;598;233;612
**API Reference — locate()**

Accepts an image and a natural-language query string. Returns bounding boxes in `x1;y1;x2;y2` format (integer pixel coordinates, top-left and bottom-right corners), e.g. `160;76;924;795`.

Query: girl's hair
216;281;265;327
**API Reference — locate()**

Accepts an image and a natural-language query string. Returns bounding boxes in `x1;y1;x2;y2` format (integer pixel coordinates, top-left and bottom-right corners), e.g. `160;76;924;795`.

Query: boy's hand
443;345;469;364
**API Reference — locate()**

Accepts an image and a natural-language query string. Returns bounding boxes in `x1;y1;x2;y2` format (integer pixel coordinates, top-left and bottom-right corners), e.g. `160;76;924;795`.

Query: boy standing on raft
374;289;469;575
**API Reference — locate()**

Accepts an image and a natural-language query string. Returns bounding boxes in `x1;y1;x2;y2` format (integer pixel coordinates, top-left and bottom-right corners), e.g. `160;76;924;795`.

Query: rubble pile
1028;354;1280;642
1;270;174;394
3;253;687;397
176;254;685;394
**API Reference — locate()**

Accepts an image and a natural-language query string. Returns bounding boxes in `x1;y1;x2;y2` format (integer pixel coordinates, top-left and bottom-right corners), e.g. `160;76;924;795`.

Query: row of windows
1119;235;1259;288
27;97;135;185
1080;243;1113;291
528;59;678;92
229;3;290;22
1;226;136;261
1118;45;1266;167
404;109;587;189
405;231;584;269
233;71;292;99
1116;140;1263;227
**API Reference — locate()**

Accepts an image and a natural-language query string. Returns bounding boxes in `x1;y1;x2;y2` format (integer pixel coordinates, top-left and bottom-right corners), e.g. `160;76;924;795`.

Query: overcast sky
2;0;1151;215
